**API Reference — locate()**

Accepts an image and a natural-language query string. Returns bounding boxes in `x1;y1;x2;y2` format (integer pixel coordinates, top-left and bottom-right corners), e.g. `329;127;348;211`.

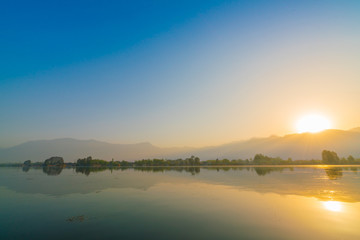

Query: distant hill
0;138;191;163
182;129;360;160
350;127;360;133
1;129;360;163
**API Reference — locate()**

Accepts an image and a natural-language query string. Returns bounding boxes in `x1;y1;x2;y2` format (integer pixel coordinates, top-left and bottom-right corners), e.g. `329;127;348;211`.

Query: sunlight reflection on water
1;167;360;239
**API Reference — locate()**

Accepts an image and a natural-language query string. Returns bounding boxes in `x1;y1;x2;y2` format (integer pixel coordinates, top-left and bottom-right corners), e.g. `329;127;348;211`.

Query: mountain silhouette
0;129;359;163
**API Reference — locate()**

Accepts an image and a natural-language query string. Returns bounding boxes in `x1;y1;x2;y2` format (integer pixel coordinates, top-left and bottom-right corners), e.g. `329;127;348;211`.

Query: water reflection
72;166;203;176
22;165;30;172
70;166;351;180
134;166;201;175
1;168;360;240
325;168;343;180
75;166;108;176
18;165;358;180
42;166;63;176
6;166;360;203
253;167;293;176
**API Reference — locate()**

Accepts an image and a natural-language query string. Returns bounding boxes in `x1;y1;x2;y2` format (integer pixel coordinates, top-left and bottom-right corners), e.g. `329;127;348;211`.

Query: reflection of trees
134;167;201;175
253;167;291;176
22;166;30;172
325;168;343;180
205;167;249;172
204;166;293;176
42;166;63;176
72;166;203;176
75;167;109;176
38;166;359;180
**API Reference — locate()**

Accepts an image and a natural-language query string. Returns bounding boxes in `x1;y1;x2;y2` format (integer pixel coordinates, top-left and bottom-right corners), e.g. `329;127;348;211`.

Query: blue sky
1;0;360;147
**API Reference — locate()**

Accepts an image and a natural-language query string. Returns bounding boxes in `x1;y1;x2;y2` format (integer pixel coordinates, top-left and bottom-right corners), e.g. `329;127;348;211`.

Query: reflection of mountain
1;129;360;163
1;167;360;203
0;167;191;196
199;167;360;202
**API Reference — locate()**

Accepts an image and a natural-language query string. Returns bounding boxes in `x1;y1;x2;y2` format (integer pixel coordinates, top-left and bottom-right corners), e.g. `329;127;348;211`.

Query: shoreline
2;164;360;168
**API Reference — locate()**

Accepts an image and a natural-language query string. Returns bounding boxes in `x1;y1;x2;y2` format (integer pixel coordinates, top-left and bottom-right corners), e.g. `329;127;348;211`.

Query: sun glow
322;201;343;212
296;114;331;133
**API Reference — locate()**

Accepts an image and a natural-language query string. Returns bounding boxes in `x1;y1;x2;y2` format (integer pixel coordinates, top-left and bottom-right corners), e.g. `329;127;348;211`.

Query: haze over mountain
185;129;360;161
0;138;192;163
350;127;360;133
0;128;359;163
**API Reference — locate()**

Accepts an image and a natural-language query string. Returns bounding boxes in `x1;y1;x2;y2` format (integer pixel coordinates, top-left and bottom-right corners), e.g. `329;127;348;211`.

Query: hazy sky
1;0;359;148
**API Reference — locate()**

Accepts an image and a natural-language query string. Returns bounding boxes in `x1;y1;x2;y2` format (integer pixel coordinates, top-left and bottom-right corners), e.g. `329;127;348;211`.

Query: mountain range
0;128;359;163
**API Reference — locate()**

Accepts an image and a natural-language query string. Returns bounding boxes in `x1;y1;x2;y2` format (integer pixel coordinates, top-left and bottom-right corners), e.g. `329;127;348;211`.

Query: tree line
73;150;360;167
321;150;360;165
5;149;358;168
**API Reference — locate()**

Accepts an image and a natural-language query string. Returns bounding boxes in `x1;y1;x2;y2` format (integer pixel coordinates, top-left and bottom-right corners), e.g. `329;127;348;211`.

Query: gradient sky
1;0;360;148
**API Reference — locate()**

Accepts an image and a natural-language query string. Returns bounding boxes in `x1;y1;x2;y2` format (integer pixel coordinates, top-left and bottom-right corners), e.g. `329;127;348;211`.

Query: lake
1;166;360;240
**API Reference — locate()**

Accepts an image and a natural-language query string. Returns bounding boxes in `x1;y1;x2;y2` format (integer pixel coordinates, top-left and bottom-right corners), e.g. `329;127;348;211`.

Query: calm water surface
1;166;360;240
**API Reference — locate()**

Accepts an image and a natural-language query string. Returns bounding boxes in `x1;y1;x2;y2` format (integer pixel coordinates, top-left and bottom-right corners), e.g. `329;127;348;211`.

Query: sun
296;114;331;133
322;201;343;212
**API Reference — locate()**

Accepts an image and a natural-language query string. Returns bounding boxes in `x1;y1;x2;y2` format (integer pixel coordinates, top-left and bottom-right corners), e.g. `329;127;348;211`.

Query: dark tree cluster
133;156;200;166
202;159;250;165
252;154;294;165
321;150;360;165
44;156;64;166
76;156;120;167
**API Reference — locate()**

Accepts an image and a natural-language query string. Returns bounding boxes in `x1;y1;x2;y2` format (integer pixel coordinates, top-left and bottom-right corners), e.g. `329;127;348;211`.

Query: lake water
1;166;360;240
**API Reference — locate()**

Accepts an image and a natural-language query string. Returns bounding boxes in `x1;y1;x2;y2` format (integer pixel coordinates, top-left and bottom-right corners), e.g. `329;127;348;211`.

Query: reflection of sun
296;114;331;133
322;201;343;212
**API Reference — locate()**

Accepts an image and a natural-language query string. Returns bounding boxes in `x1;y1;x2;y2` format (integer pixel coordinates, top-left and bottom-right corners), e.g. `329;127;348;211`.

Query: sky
1;0;360;148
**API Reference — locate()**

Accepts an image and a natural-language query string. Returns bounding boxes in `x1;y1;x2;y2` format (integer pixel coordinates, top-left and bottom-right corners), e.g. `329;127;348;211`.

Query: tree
322;150;340;164
194;157;200;165
23;160;31;166
347;155;355;164
253;154;265;164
